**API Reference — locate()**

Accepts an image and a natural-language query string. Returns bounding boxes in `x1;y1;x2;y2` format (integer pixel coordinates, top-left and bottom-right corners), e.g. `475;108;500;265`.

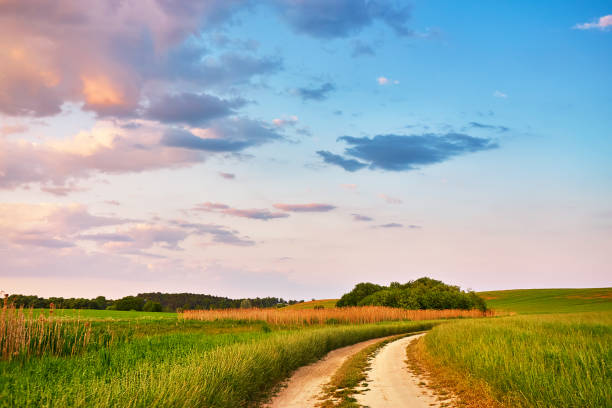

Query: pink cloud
0;0;268;118
273;203;336;212
219;172;235;179
574;15;612;30
0;124;28;135
378;194;403;204
272;115;298;127
194;202;289;220
0;121;201;191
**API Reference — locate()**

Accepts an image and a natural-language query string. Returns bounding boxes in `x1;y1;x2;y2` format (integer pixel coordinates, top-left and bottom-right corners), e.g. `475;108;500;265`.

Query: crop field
182;306;494;325
478;287;612;314
422;311;612;407
283;299;338;309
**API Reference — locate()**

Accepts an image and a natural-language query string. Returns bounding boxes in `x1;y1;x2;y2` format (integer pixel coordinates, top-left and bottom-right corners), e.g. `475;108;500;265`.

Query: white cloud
377;77;399;86
493;90;508;99
574;15;612;30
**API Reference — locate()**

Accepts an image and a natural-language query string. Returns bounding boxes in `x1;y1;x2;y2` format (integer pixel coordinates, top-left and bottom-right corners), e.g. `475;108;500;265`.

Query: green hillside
283;299;338;309
479;288;612;314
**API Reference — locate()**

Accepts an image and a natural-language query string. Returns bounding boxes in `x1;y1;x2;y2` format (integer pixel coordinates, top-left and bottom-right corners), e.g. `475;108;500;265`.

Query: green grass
32;308;178;320
479;288;612;314
424;312;611;407
0;320;436;407
283;299;338;309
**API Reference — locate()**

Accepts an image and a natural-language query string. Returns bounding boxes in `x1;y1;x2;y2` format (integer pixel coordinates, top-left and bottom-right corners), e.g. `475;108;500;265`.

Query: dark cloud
273;203;336;212
351;40;375;57
296;83;335;101
466;122;509;133
194;202;289;221
170;220;255;246
219;172;236;179
169;52;282;88
161;118;282;152
77;233;135;242
12;237;76;248
40;184;87;196
270;0;412;38
352;213;373;222
145;93;245;125
319;133;498;172
316;150;367;172
376;223;421;229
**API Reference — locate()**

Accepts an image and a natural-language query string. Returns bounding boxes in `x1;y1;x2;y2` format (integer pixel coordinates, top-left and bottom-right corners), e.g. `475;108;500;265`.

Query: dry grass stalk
181;306;495;325
0;295;93;361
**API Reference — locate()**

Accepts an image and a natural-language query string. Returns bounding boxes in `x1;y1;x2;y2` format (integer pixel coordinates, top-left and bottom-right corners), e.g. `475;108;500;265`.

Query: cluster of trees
137;292;302;311
6;295;111;310
6;292;303;312
336;277;487;311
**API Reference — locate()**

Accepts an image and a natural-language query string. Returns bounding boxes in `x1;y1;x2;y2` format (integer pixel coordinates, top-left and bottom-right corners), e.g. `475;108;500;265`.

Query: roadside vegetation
420;312;611;407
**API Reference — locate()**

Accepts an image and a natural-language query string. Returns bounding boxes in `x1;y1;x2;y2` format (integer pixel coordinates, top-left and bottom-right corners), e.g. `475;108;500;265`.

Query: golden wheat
181;306;494;325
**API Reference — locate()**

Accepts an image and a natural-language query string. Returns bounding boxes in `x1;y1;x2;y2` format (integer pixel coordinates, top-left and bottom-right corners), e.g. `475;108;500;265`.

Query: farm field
274;287;612;314
283;299;338;309
478;287;612;314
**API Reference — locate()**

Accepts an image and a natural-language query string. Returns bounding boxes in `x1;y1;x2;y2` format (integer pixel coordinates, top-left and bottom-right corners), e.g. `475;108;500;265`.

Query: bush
338;277;486;311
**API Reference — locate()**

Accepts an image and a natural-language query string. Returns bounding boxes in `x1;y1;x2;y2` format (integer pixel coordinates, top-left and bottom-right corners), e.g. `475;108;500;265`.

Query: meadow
2;288;610;407
0;301;439;407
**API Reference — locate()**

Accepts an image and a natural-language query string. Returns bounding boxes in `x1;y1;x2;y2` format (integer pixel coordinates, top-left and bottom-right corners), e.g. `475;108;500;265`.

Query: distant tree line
137;292;302;311
6;292;303;312
336;277;487;311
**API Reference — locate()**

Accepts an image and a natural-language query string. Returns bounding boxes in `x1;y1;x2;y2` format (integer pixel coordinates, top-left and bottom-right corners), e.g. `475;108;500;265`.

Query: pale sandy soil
355;333;454;408
264;336;396;408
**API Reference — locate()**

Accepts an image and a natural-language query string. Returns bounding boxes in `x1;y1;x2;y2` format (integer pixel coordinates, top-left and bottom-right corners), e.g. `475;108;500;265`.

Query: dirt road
264;336;396;408
355;333;448;407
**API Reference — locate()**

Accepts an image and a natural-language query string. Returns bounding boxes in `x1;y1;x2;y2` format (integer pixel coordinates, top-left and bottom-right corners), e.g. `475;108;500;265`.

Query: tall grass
424;312;611;407
0;299;101;361
0;321;436;407
182;306;493;325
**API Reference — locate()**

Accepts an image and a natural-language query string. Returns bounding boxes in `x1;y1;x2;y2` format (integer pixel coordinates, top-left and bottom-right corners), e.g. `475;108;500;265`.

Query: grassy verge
406;336;502;408
421;312;611;407
318;333;419;408
1;321;435;407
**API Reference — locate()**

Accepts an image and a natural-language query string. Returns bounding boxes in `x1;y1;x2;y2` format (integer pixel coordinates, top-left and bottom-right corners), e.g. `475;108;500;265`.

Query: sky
1;0;611;300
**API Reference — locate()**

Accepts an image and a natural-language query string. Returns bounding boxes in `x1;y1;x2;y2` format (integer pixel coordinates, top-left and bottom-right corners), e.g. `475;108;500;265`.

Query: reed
181;306;493;325
0;295;95;361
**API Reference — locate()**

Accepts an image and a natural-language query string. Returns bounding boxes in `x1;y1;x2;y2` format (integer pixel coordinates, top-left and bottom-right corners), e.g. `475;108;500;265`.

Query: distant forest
6;292;303;312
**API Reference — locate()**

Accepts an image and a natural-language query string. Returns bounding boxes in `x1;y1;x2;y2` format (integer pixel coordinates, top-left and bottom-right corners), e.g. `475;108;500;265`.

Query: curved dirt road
265;336;396;408
356;333;449;407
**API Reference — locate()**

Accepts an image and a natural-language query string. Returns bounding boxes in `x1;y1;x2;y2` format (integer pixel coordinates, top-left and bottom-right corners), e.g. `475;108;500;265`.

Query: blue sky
0;1;610;299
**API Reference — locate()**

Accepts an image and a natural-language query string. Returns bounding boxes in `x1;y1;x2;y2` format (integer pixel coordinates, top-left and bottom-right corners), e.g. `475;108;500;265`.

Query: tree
114;296;145;311
240;299;252;309
143;300;162;312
